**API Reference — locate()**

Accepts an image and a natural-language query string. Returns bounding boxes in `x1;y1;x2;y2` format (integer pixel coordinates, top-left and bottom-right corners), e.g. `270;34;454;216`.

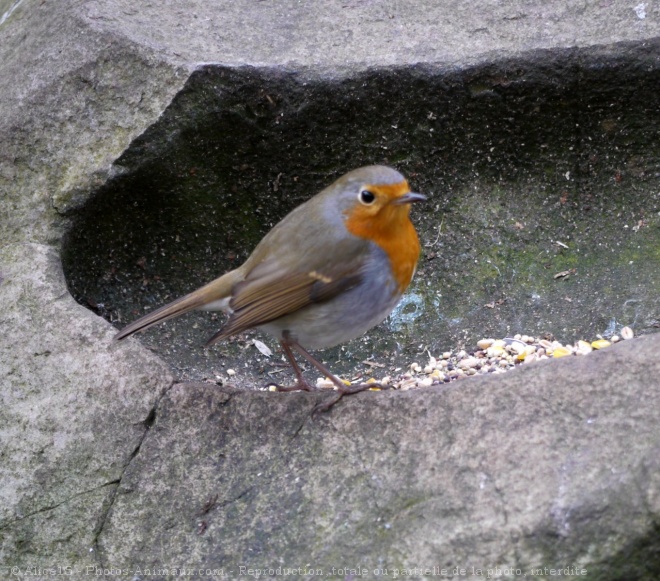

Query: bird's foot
339;381;388;395
276;335;392;413
313;381;390;413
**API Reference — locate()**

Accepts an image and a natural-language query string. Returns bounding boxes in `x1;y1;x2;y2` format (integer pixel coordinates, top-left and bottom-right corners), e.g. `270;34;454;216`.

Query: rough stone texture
72;0;660;72
0;243;171;566
99;335;660;578
0;0;186;243
1;0;659;579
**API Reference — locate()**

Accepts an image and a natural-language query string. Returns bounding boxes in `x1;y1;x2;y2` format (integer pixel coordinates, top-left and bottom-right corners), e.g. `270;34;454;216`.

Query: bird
114;165;426;409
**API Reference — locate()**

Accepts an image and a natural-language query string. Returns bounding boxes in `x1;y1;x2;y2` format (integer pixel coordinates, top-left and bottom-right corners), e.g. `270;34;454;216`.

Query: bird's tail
113;270;240;341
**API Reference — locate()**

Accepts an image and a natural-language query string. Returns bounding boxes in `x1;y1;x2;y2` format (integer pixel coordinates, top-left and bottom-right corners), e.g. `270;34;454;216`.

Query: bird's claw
312;381;390;413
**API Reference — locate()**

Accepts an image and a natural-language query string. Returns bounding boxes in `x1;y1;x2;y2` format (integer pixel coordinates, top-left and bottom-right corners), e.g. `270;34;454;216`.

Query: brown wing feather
205;266;363;345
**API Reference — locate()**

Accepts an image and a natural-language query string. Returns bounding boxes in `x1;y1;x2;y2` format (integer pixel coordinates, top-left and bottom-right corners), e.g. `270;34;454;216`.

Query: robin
115;165;426;409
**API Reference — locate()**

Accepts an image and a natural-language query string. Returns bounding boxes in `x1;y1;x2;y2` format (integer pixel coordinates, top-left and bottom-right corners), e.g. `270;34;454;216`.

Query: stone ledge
1;0;659;577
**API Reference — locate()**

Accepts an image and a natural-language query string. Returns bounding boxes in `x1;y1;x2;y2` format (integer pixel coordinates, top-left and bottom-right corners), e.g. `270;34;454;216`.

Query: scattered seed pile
310;326;635;391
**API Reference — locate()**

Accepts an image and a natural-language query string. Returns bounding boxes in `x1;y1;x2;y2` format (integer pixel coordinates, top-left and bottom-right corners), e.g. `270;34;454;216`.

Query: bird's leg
270;336;317;392
287;338;385;412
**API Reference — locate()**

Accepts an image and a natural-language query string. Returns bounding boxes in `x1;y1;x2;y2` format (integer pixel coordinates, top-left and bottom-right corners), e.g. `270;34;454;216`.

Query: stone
1;0;659;577
98;336;660;574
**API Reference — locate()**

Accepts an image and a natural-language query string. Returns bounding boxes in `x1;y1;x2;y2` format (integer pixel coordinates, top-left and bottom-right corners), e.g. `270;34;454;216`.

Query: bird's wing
205;254;365;345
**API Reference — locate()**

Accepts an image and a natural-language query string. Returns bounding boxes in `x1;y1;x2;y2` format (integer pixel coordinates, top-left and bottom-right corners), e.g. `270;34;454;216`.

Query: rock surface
1;0;659;579
100;335;660;578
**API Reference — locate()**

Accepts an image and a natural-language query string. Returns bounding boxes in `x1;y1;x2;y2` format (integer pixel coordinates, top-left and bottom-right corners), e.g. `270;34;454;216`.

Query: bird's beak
393;192;427;205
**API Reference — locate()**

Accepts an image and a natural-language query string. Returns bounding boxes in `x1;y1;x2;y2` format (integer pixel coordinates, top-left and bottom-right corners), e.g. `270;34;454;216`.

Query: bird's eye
359;190;376;204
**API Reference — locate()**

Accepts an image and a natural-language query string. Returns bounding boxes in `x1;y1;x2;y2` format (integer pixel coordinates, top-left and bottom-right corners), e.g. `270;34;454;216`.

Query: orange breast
345;194;421;293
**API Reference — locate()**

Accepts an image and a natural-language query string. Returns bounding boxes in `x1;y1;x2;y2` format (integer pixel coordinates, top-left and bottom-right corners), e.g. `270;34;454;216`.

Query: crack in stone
0;480;120;530
287;402;316;443
216;485;255;510
91;381;173;565
491;477;511;527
